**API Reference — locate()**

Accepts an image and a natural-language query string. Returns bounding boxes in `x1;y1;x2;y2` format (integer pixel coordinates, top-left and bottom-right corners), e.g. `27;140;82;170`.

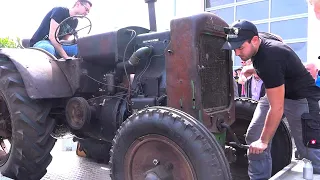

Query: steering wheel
54;15;92;46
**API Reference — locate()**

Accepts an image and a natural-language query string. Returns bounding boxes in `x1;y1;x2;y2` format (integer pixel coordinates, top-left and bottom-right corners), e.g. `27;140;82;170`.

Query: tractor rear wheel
228;97;292;180
0;57;56;180
110;106;232;180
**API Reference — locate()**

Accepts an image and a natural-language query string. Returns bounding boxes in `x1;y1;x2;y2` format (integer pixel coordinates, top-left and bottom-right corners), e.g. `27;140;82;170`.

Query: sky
0;0;176;39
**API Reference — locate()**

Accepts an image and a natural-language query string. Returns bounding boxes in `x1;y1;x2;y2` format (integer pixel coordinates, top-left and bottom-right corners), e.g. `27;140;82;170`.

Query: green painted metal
198;110;203;123
191;80;196;109
213;131;226;147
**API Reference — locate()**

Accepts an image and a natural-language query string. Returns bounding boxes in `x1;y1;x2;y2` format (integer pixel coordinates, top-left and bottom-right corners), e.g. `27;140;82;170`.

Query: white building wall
308;4;320;66
174;0;205;17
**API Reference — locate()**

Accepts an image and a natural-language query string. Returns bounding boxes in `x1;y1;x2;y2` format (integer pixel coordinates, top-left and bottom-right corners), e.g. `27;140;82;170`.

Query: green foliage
0;37;20;48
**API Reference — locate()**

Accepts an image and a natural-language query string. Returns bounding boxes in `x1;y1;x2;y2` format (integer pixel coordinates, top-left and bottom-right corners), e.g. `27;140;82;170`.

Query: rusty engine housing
166;13;235;132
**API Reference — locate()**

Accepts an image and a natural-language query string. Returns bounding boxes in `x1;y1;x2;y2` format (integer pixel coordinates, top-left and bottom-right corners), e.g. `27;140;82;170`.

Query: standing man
30;0;92;59
222;20;320;179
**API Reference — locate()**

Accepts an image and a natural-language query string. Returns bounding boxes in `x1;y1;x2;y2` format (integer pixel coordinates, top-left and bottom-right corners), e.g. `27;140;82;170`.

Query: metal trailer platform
42;138;320;180
270;160;320;180
43;142;320;180
2;138;314;180
42;139;111;180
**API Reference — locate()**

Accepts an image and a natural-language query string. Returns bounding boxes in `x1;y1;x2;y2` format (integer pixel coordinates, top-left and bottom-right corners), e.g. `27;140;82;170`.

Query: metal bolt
153;159;159;166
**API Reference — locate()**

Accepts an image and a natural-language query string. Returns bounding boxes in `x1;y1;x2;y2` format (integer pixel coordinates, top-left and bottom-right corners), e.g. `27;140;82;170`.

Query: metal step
42;139;111;180
270;160;320;180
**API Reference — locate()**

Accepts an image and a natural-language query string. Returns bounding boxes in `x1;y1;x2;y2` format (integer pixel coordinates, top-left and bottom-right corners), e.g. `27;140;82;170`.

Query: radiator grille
198;34;230;110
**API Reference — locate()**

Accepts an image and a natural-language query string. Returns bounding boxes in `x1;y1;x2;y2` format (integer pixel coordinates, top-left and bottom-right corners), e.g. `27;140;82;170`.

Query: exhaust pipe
117;46;153;69
145;0;157;31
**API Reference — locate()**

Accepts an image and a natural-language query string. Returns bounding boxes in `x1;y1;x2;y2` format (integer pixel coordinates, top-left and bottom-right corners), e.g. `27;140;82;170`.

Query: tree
0;37;20;48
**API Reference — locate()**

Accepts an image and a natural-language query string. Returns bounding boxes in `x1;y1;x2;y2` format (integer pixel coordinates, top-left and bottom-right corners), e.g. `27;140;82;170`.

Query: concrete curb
269;160;299;180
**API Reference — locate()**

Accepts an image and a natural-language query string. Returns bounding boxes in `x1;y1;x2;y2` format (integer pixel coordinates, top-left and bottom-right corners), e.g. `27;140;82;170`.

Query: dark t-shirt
30;7;78;47
252;33;320;100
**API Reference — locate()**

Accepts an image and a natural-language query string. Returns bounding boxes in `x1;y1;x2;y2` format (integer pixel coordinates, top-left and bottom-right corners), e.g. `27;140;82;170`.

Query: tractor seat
21;39;31;48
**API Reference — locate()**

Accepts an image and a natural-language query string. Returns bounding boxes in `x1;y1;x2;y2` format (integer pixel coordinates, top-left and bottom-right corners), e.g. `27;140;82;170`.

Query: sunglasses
224;27;240;35
224;27;257;36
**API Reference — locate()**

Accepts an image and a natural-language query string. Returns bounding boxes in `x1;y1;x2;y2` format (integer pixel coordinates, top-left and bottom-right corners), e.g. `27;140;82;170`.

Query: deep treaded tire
110;106;232;180
229;97;292;179
0;57;56;180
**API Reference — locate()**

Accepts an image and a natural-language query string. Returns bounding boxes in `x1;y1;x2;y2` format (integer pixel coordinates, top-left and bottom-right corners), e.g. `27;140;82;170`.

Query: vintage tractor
0;1;292;179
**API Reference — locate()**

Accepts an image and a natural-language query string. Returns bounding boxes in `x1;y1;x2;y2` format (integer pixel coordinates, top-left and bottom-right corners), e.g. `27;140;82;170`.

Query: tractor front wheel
110;106;232;180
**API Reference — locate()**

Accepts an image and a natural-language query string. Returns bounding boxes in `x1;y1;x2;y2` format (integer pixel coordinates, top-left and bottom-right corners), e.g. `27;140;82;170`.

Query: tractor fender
0;48;73;99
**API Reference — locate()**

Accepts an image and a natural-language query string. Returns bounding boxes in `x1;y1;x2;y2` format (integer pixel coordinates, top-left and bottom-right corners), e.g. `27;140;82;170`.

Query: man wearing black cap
222;19;320;179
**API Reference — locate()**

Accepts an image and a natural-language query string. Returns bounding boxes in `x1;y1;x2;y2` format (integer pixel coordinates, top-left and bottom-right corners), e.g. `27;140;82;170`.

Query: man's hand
241;64;256;78
48;19;69;59
249;139;268;154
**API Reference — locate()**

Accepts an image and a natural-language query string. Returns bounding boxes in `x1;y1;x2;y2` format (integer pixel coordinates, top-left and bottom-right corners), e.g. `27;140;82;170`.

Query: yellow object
76;142;86;157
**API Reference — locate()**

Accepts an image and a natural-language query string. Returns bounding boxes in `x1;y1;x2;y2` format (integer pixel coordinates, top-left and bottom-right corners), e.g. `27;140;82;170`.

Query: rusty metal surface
165;12;235;133
77;27;150;67
77;31;117;66
124;134;195;180
0;48;73;99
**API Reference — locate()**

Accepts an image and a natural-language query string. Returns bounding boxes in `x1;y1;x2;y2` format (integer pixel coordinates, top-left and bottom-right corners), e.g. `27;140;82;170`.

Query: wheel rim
0;95;12;166
124;134;196;180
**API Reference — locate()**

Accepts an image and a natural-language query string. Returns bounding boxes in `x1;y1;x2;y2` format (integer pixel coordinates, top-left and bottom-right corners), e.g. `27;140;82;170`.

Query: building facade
205;0;308;67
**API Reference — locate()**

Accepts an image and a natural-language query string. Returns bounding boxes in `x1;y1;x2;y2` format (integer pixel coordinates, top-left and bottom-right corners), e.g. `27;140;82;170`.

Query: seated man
29;0;92;59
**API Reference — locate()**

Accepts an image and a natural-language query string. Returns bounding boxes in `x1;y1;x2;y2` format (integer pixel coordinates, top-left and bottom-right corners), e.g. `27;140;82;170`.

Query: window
236;1;269;21
271;0;308;18
270;18;307;40
206;0;234;8
287;42;308;62
211;7;234;25
255;23;269;32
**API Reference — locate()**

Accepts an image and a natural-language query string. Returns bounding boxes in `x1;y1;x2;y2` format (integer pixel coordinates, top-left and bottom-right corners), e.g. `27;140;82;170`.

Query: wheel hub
145;172;160;180
124;134;196;180
144;163;174;180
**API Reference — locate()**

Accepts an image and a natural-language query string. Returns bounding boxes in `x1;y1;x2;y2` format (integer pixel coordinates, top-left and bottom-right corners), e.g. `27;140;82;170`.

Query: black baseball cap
221;20;258;50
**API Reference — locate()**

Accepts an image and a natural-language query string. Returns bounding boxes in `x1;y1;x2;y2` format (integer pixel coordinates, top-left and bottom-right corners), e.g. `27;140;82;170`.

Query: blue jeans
245;95;320;179
33;40;78;58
